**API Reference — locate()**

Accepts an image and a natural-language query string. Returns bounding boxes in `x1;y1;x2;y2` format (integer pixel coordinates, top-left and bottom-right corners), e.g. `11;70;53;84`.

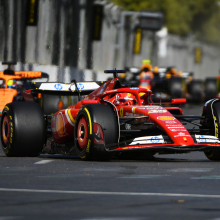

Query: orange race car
0;61;49;114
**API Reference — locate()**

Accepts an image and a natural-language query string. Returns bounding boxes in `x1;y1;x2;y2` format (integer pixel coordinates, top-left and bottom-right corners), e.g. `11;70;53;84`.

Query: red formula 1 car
1;70;220;161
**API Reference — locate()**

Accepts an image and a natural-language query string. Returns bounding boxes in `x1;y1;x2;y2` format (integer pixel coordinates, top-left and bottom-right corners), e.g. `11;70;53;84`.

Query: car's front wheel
203;100;220;160
74;104;119;161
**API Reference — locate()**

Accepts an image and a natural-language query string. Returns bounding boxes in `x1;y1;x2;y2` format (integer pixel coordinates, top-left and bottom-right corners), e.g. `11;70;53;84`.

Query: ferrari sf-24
1;69;220;161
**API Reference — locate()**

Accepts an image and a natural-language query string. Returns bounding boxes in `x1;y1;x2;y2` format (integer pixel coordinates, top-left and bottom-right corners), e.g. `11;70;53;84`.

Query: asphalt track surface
1;104;220;219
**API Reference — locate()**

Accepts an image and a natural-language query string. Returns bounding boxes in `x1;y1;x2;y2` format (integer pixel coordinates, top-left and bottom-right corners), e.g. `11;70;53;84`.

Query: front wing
103;135;220;153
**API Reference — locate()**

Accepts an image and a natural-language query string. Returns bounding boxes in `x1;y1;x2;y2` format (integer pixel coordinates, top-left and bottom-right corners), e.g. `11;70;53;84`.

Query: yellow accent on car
120;108;123;117
84;108;92;135
67;109;75;124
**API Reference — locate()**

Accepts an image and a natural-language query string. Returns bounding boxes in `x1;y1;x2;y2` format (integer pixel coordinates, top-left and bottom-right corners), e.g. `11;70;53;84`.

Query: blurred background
0;0;220;83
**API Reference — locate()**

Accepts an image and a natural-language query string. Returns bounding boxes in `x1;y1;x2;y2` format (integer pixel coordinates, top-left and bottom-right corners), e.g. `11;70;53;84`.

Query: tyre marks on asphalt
34;160;53;165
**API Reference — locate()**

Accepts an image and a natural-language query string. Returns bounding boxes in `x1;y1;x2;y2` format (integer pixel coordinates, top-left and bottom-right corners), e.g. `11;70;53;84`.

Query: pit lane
1;103;220;220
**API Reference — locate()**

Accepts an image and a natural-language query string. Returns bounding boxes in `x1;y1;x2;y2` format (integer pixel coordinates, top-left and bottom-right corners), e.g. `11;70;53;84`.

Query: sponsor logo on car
149;110;167;113
125;112;139;117
176;132;186;136
125;124;131;130
168;127;185;129
54;83;63;90
151;136;160;143
145;106;162;109
77;83;84;90
157;116;175;120
174;134;191;137
198;135;207;143
132;107;136;113
120;108;123;117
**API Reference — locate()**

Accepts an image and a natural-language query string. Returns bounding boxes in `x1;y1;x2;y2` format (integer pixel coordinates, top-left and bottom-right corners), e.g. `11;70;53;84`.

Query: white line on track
1;188;220;199
168;168;213;172
118;175;170;178
34;160;53;165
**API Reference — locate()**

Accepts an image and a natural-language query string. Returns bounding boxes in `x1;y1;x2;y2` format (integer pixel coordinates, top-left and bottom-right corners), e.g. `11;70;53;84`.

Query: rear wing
31;81;104;96
15;71;49;80
153;67;193;79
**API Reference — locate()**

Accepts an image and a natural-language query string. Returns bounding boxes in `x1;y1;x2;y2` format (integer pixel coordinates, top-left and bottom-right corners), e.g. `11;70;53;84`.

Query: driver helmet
141;64;152;72
113;93;136;105
7;79;17;88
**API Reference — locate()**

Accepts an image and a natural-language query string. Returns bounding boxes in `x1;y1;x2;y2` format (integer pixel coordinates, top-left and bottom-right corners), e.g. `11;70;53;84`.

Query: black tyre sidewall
74;104;119;160
1;106;16;156
1;102;45;157
205;78;217;101
169;78;183;98
204;101;220;160
189;80;203;102
42;94;60;115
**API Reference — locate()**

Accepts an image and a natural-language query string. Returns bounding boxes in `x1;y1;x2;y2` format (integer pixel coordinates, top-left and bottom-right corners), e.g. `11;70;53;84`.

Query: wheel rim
77;116;88;149
2;115;10;146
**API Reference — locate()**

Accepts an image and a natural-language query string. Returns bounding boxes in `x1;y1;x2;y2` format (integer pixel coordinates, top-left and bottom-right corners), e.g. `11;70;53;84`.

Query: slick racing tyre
1;102;45;157
41;94;61;115
204;78;217;101
169;78;183;99
74;104;119;161
189;80;203;103
204;100;220;160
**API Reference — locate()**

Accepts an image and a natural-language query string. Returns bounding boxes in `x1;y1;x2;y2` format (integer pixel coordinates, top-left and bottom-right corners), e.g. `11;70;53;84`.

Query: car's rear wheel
189;80;203;103
41;94;61;115
204;78;217;101
1;102;45;157
169;78;183;99
74;104;119;161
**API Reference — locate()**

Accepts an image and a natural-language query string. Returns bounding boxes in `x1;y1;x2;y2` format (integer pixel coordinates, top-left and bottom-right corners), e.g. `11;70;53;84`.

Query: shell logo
157;116;175;121
56;113;67;136
132;107;136;113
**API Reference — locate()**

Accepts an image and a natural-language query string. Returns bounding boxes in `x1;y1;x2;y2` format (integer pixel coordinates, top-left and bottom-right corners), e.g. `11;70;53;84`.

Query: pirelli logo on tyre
86;139;91;153
157;116;175;121
4;106;9;111
214;116;218;138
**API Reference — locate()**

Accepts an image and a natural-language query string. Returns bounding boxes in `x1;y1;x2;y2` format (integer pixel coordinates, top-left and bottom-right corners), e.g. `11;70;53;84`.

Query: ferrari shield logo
120;108;123;117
